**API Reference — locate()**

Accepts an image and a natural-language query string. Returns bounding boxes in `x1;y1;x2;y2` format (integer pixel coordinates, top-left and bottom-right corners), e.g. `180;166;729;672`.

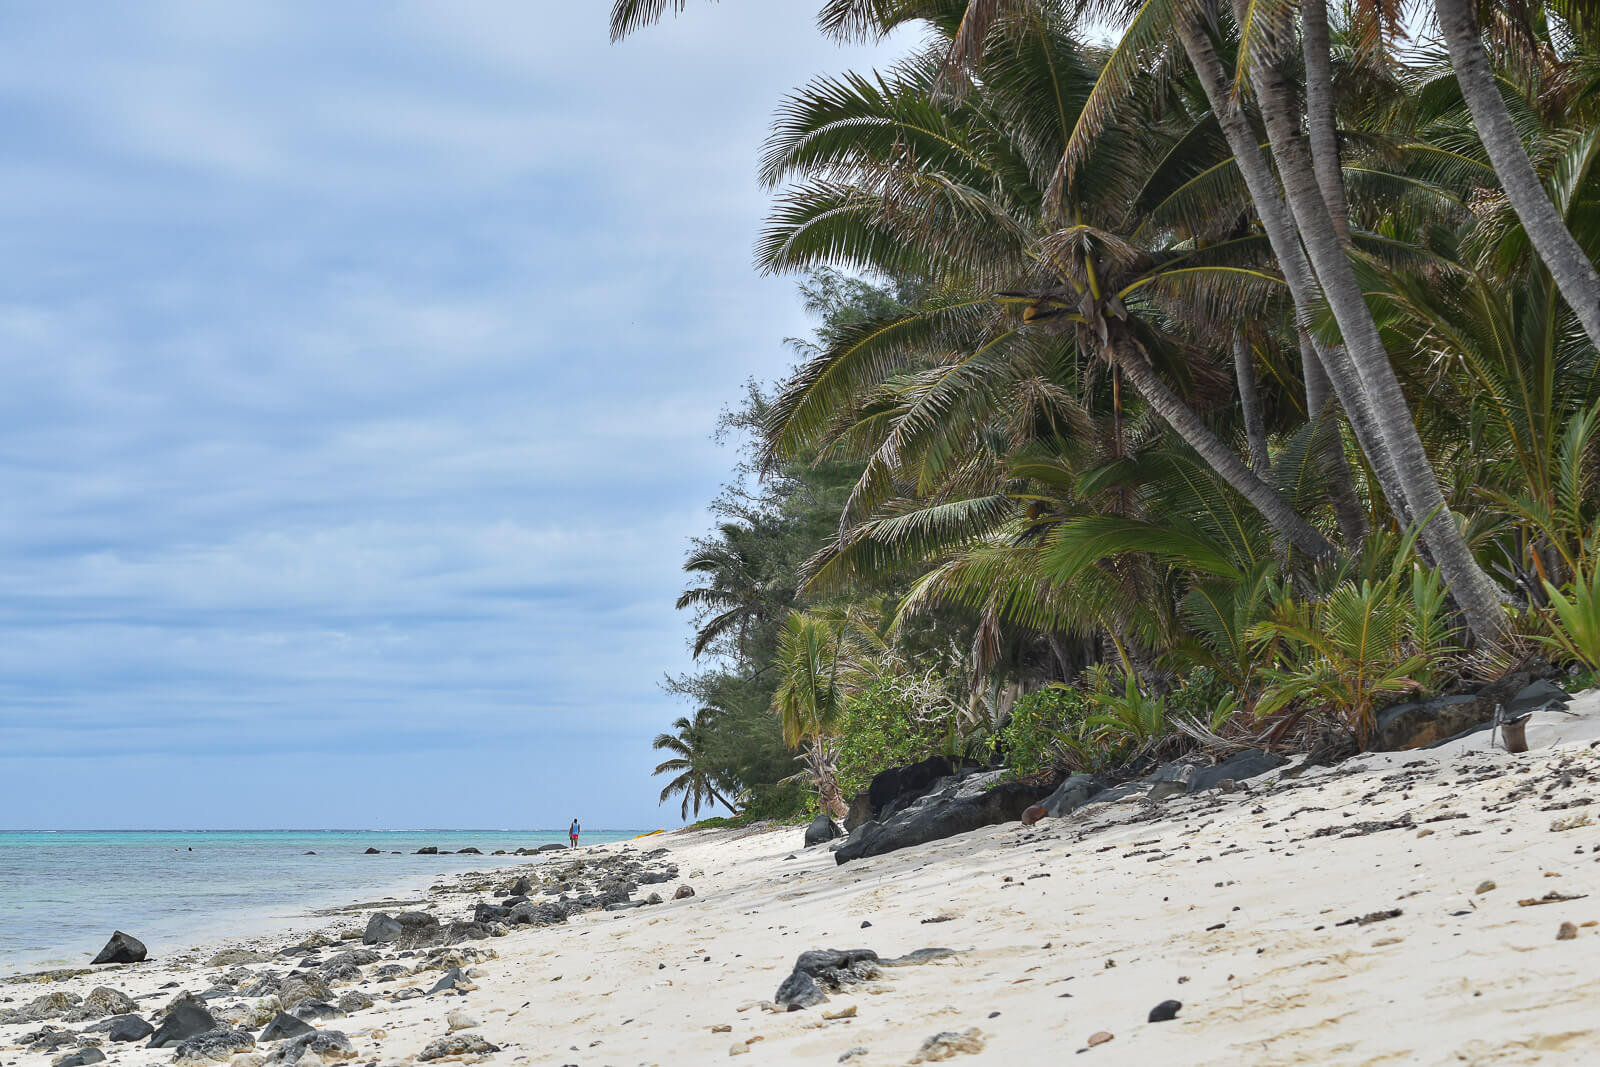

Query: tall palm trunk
1178;19;1391;539
1238;9;1509;643
1302;339;1370;544
1301;0;1351;245
1105;329;1337;561
1433;0;1600;351
1297;0;1372;546
1233;336;1271;476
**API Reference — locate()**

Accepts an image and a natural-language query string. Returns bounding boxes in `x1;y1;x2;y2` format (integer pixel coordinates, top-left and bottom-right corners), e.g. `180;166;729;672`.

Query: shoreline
4;703;1600;1063
0;832;643;980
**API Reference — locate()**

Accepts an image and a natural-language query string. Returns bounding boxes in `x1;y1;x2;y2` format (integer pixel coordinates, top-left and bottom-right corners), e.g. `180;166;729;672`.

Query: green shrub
1084;672;1170;747
1164;667;1239;730
690;813;759;830
995;685;1091;776
835;678;955;797
736;781;810;821
1542;568;1600;671
1250;570;1451;745
691;806;812;830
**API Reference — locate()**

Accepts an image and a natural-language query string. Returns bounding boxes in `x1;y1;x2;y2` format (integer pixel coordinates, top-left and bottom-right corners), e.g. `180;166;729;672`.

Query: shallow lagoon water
0;829;639;975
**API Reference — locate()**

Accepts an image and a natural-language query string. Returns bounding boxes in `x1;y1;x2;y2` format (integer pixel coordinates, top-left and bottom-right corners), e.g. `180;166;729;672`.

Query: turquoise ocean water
0;829;641;977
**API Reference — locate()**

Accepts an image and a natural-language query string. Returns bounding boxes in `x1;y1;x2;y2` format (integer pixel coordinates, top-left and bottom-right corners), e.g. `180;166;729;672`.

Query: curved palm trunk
1190;6;1510;643
1213;10;1509;643
1233;336;1272;477
809;738;848;819
1179;19;1394;539
707;784;738;814
1106;331;1337;561
1433;0;1600;351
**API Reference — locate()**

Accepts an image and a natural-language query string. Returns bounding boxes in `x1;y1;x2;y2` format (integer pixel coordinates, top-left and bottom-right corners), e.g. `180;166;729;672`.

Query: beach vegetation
1541;567;1600;672
634;0;1600;808
652;708;741;820
836;674;969;796
993;685;1093;777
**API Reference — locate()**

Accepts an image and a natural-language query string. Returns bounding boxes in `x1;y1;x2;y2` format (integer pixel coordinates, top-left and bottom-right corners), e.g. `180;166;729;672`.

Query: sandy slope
6;693;1600;1066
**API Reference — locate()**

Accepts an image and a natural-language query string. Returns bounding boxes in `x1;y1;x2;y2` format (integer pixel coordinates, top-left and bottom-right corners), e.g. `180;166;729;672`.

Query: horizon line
0;827;658;834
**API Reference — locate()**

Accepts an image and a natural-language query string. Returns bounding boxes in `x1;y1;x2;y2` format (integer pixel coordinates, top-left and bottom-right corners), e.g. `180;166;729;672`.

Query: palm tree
1429;0;1600;352
771;608;886;816
756;12;1340;562
727;0;1499;637
1181;1;1510;643
652;708;739;819
1372;97;1600;594
612;1;1353;562
1037;0;1507;640
1068;0;1402;544
750;8;1393;695
1300;0;1352;245
677;522;775;659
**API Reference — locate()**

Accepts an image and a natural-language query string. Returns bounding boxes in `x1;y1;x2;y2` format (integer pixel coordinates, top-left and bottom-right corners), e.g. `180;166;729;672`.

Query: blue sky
0;3;910;830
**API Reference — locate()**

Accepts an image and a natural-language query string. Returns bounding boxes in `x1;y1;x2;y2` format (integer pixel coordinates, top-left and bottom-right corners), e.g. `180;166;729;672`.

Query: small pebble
1476;880;1496;894
1148;1000;1181;1023
1557;922;1578;940
1087;1031;1114;1048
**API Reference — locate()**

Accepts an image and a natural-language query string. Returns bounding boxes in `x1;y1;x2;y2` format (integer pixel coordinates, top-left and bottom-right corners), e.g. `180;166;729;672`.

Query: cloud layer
0;2;909;829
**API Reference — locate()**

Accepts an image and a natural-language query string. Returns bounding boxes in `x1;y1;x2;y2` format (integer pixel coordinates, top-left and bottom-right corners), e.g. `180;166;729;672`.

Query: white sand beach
6;693;1600;1067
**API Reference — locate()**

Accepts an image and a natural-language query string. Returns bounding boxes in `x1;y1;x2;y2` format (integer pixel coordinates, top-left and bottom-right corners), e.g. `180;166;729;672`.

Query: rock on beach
804;813;842;846
147;998;218;1049
362;912;402;945
417;1033;498;1061
261;1013;317;1042
172;1028;256;1063
107;1014;155;1042
90;931;147;965
72;986;136;1020
265;1029;356;1065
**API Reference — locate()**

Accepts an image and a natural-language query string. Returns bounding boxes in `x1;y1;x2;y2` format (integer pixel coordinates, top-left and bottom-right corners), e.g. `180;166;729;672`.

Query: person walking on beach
569;818;580;849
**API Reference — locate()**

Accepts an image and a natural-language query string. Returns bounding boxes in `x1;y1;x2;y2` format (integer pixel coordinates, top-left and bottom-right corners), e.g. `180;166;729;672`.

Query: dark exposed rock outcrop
260;1013;316;1042
90;931;147;966
147;998;218;1049
107;1015;154;1042
1375;666;1567;751
836;773;1051;864
867;756;958;821
361;913;402;945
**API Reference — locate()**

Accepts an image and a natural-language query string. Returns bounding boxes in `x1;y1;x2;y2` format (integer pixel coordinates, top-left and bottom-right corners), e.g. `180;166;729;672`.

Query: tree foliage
640;0;1600;806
